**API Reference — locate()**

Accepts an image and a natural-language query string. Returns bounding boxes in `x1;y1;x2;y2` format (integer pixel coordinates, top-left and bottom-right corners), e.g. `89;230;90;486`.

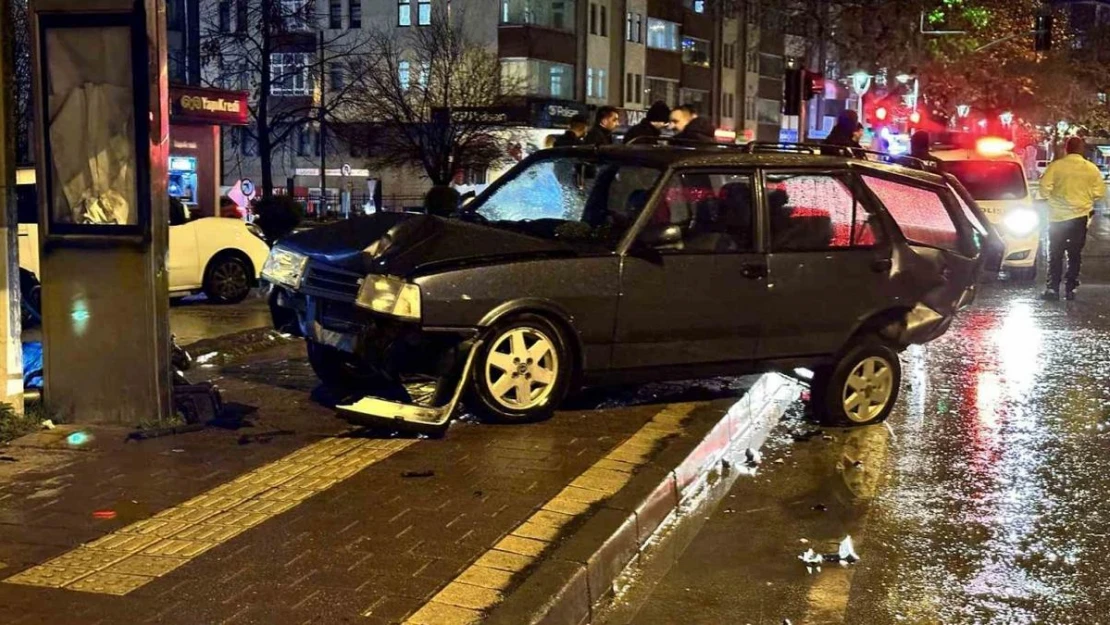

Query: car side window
765;173;877;252
861;175;961;252
642;172;755;253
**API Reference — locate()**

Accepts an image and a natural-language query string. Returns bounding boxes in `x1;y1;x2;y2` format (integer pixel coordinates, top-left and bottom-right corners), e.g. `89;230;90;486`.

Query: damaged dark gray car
262;144;993;432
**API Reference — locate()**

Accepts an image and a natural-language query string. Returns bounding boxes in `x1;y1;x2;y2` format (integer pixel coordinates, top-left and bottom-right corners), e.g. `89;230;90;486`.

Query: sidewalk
0;339;801;625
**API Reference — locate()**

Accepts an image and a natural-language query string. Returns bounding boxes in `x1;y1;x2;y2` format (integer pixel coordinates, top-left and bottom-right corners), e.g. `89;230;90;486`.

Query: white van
934;138;1041;281
16;168;271;303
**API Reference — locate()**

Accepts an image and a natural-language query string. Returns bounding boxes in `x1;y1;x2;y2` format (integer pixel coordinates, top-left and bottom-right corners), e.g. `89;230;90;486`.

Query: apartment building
172;0;789;207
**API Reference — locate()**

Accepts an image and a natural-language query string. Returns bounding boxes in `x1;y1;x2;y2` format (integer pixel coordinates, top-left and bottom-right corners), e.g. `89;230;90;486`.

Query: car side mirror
641;224;683;249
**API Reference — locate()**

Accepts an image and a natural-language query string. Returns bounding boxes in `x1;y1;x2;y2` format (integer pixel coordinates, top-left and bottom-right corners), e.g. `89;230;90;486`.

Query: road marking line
3;437;415;595
392;403;700;625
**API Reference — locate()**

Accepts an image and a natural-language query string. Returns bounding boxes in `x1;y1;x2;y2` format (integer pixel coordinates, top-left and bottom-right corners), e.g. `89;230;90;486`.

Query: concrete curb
486;373;803;625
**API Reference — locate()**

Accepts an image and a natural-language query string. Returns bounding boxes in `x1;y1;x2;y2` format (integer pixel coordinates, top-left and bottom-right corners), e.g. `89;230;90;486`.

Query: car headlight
355;275;421;320
1003;208;1039;237
261;246;308;289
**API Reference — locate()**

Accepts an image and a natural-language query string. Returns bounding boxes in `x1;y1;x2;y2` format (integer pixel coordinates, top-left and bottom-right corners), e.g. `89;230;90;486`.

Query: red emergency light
875;107;888;121
976;137;1015;156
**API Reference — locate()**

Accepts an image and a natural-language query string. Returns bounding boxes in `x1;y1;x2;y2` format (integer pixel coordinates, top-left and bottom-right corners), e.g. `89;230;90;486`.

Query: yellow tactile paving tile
3;436;416;595
397;403;700;623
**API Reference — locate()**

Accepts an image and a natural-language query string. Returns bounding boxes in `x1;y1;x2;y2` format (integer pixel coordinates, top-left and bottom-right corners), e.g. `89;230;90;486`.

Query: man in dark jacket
624;101;671;144
553;114;588;147
584;106;620;146
670;104;716;143
823;110;862;149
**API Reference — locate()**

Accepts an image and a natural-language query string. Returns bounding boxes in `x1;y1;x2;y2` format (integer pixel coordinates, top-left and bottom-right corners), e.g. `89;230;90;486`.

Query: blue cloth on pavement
23;341;42;389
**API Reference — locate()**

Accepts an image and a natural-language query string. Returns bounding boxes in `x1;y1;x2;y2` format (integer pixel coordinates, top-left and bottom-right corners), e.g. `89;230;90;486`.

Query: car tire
811;337;901;428
204;254;253;304
468;314;573;424
307;341;382;390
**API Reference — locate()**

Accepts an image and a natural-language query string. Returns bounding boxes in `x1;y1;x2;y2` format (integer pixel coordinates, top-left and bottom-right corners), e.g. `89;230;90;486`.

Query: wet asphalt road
603;217;1110;625
169;290;271;345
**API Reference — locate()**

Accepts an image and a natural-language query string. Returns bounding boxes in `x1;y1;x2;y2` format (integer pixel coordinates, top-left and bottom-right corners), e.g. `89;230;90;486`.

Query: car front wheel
468;314;572;424
812;337;901;427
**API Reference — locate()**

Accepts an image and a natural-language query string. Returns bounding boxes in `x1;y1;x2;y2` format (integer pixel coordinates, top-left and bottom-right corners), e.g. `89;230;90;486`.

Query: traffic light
784;67;802;115
804;72;824;100
1035;13;1053;51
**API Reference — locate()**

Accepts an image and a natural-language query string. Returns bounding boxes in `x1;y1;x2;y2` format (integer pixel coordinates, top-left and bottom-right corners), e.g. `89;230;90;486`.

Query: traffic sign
341;163;351;177
240;178;255;197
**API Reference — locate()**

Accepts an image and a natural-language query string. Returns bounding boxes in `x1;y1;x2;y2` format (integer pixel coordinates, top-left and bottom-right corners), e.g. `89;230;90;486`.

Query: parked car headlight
356;275;421;320
261;246;308;289
1003;208;1039;237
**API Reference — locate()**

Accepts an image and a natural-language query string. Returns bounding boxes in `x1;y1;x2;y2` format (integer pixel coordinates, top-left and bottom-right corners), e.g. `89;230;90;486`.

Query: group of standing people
549;100;717;149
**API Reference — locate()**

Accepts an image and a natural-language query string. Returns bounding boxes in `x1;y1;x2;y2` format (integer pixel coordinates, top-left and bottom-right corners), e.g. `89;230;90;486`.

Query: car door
167;207;200;292
760;170;898;358
612;169;769;370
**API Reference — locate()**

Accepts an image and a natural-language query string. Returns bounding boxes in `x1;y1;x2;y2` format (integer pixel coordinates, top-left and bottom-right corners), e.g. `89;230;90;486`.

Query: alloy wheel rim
842;356;894;423
214;262;248;300
485;327;559;411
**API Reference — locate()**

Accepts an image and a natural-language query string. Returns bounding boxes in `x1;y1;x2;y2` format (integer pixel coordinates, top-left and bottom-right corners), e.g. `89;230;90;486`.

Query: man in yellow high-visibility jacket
1039;136;1106;300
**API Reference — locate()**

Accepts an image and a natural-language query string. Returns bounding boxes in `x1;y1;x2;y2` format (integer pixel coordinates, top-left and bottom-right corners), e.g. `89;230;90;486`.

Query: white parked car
935;139;1041;282
16;168;271;304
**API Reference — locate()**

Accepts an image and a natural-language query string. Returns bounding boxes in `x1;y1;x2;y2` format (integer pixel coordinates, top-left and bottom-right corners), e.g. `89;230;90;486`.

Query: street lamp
851;71;872;118
957;104;971;118
1000;111;1014;126
1057;120;1070;134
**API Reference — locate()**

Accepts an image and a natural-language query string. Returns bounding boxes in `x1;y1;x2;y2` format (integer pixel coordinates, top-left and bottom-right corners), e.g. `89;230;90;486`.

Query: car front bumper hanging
334;339;483;435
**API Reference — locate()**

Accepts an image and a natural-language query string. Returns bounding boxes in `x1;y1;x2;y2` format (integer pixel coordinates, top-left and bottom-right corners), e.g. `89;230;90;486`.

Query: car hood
279;213;577;277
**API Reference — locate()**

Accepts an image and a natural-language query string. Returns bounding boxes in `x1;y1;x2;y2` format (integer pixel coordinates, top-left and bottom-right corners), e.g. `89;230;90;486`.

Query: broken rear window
862;176;961;252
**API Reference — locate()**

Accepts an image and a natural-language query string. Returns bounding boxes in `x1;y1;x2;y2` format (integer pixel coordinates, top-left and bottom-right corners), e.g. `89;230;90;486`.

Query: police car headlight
261;246;308;289
356;275;422;321
1003;208;1039;237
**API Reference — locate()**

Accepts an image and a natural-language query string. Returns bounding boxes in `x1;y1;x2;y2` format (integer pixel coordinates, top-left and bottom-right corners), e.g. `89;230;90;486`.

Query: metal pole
0;0;25;414
318;30;326;219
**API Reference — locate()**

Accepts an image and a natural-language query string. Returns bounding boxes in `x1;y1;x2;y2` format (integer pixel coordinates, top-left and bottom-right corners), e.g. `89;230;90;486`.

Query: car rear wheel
812;337;901;427
204;254;252;304
468;314;572;424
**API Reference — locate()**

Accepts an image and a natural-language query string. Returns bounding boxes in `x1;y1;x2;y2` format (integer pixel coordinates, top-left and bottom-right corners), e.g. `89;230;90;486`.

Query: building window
297;125;320;157
692;0;705;13
237;127;258;156
417;0;431;25
635;73;642;103
680;88;708;113
236;0;247;32
501;58;575;99
586;67;606;99
399;60;411;88
330;63;346;90
218;0;232;32
626;12;632;41
398;0;411;26
599;4;607;36
722;43;735;69
271;52;313;96
682;36;710;67
329;0;342;29
589;3;597;34
757;97;780;125
722;92;735;118
634;13;642;42
281;0;311;31
646;18;679;51
646;76;678;107
625;72;633;102
350;0;361;27
418;62;429;88
587;67;594;97
501;0;575;31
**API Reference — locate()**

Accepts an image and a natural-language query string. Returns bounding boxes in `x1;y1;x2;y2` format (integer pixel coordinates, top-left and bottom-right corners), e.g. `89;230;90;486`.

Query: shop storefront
169;85;249;218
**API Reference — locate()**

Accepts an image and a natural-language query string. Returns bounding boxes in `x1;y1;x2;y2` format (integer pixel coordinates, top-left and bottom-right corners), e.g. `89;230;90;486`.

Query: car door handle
741;263;767;279
871;258;893;273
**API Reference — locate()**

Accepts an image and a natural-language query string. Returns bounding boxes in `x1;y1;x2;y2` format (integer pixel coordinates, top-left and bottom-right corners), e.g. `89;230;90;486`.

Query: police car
934;137;1041;281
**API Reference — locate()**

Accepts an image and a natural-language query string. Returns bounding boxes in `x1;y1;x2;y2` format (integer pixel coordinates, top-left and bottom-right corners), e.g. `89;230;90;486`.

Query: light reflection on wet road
608;219;1110;625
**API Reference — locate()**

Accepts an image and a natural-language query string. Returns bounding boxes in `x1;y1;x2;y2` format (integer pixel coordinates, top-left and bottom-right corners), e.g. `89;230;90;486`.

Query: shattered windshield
471;156;664;246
